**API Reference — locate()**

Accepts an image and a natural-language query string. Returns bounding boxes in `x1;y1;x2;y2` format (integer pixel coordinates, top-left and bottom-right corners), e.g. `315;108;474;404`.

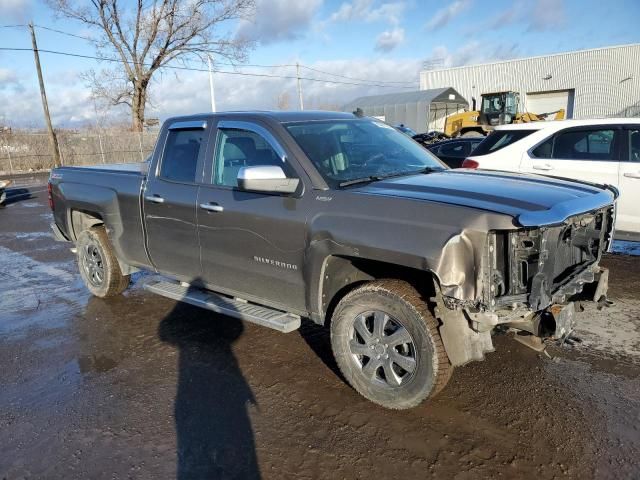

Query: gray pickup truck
49;111;616;409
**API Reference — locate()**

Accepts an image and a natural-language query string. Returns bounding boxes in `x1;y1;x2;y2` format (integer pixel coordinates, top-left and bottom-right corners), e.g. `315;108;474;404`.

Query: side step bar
144;280;301;333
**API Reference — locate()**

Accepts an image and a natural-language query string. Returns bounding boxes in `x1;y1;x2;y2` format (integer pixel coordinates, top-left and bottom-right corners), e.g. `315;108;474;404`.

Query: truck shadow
157;284;260;480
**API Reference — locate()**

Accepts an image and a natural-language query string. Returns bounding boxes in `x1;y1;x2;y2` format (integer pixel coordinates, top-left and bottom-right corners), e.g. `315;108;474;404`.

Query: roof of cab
164;110;359;125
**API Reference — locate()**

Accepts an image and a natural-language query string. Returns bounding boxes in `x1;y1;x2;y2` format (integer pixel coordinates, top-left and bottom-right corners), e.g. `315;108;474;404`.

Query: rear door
521;126;621;188
196;119;308;313
143;120;208;278
617;126;640;237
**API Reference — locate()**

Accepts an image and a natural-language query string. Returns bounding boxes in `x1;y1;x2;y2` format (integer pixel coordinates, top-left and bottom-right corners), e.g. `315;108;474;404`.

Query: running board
144;280;301;333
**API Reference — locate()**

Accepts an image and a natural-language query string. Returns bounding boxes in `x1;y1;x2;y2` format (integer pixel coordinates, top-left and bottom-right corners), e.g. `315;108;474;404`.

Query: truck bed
49;162;148;269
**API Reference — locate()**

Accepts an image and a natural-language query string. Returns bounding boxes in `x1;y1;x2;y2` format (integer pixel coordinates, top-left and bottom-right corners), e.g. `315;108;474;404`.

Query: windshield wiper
375;166;445;180
338;166;444;188
339;176;381;187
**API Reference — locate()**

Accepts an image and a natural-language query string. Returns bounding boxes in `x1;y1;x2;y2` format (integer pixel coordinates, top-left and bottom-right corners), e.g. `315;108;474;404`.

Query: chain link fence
0;131;159;174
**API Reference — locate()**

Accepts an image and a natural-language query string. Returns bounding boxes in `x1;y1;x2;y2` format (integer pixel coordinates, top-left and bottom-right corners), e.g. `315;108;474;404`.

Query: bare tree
49;0;255;131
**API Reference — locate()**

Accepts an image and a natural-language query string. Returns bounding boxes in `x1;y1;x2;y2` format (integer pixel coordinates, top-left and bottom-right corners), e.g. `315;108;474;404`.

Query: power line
0;47;416;89
33;24;99;43
299;64;418;85
7;23;418;86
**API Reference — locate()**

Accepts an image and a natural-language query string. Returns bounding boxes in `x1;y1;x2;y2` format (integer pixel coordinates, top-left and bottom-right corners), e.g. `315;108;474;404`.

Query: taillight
47;182;54;210
462;158;479;169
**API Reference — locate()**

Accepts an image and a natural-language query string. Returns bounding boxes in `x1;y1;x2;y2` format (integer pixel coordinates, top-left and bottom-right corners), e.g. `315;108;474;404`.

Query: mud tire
76;226;130;298
330;279;452;409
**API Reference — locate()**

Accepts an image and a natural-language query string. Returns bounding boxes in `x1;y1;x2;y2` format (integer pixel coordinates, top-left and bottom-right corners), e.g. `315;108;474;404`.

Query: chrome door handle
623;172;640;179
145;194;165;203
199;203;224;212
533;164;553;171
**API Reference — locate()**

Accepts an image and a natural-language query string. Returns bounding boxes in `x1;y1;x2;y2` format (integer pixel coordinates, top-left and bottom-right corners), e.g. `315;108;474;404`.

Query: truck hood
352;169;616;227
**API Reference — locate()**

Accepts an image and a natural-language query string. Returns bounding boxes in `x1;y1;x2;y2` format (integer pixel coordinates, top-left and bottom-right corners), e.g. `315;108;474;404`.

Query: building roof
420;43;640;74
342;87;468;110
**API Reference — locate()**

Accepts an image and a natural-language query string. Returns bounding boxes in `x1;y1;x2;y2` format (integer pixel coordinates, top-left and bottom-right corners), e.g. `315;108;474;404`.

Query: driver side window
213;128;292;187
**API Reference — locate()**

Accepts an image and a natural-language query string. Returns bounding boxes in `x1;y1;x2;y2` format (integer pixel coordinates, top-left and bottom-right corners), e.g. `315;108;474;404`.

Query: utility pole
296;62;304;111
29;23;61;168
207;55;216;112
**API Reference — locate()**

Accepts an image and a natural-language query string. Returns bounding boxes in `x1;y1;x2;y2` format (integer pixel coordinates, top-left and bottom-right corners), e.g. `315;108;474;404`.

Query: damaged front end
436;205;615;366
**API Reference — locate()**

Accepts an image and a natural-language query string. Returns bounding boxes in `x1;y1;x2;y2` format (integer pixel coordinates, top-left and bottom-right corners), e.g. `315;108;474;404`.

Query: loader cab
479;91;519;127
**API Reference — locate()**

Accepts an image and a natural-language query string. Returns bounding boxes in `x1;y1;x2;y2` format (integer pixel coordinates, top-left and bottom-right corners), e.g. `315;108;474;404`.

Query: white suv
463;119;640;240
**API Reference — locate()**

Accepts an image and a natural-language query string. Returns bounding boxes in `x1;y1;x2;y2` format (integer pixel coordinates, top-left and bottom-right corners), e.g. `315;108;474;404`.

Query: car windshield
285;118;445;187
472;129;536;156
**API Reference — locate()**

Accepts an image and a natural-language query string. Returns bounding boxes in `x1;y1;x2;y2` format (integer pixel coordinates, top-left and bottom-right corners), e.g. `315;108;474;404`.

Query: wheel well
320;255;437;326
70;210;103;241
458;127;485;136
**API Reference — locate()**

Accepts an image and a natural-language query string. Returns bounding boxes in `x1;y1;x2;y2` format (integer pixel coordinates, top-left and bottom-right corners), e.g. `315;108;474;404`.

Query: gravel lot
1;174;639;479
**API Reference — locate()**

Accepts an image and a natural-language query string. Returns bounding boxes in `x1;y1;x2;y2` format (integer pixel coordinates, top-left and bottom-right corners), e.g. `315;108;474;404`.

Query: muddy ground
1;174;639;479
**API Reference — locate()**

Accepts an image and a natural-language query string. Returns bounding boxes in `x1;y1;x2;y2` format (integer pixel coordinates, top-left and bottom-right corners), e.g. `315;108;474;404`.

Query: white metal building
342;88;468;133
419;44;640;120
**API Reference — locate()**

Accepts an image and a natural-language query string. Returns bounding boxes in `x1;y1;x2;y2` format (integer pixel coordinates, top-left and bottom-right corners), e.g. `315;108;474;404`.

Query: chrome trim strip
517;188;616;227
169;120;207;130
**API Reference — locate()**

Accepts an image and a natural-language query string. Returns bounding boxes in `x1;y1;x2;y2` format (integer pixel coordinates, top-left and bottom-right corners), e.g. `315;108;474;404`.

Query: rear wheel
330;280;452;409
77;226;130;298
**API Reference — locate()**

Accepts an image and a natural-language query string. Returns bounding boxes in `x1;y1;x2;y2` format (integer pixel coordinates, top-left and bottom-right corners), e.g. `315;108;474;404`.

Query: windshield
285;119;445;187
472;129;536;156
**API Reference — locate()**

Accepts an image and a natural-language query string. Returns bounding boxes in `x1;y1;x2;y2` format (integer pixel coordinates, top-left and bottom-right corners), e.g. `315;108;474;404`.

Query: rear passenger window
160;129;203;182
213;128;291;187
532;138;553;159
472;130;535;156
553;129;615;160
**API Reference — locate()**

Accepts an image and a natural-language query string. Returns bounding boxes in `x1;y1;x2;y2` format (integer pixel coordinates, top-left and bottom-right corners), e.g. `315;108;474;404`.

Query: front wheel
330;280;452;409
76;226;130;298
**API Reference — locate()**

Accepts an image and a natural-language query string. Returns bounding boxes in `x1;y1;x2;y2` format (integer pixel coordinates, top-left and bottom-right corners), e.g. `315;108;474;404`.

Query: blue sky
1;0;639;127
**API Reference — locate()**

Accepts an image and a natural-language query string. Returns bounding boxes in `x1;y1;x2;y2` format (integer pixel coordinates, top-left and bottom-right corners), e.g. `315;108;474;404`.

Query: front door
617;127;640;238
144;121;208;278
196;120;308;313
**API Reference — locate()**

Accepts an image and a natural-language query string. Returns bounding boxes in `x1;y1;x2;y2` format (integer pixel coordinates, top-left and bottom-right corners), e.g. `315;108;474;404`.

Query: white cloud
0;58;425;128
236;0;324;44
0;0;31;20
480;0;565;32
0;68;19;86
426;0;472;31
150;58;422;115
330;0;406;25
528;0;565;31
375;28;405;52
426;40;521;69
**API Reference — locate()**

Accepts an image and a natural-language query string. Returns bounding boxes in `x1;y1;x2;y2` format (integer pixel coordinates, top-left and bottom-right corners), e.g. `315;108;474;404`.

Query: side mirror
237;165;300;194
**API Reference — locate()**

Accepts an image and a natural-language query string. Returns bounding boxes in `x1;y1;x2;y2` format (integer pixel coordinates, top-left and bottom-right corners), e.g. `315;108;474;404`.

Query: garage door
525;90;574;119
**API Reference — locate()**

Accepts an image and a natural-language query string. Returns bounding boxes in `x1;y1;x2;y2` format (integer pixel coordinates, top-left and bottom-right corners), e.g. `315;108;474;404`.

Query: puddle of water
77;354;119;374
0;246;88;337
13;232;52;240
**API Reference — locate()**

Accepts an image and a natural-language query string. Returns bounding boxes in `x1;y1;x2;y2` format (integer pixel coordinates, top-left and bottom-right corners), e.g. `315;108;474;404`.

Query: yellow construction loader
443;91;565;137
